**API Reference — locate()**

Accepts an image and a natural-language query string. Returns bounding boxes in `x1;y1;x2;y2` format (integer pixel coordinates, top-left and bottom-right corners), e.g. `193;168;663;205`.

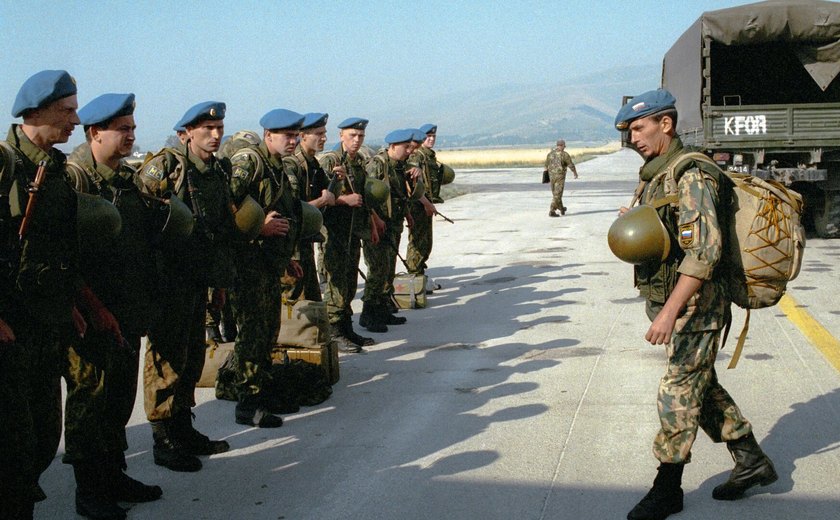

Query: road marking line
779;294;840;373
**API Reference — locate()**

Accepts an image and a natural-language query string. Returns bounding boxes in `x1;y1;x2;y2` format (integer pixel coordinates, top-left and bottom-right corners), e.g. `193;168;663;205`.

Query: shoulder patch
144;164;164;181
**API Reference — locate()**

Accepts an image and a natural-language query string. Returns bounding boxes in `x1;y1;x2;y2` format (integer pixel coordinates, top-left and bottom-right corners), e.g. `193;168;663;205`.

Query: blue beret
615;89;676;130
176;101;226;129
173;124;186;132
301;112;328;130
419;123;437;134
260;109;304;131
12;70;77;118
338;117;368;130
410;129;426;142
78;93;135;126
384;129;415;145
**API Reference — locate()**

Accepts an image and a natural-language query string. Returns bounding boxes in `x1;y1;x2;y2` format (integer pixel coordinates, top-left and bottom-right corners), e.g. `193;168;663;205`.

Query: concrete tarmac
37;149;840;519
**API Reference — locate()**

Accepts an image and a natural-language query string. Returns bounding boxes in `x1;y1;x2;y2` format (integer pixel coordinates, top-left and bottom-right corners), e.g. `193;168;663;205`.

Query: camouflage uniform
228;142;300;401
364;150;409;307
545;147;575;213
1;126;82;505
62;149;159;468
318;146;371;327
137;144;235;422
637;137;751;464
406;145;437;275
283;144;330;301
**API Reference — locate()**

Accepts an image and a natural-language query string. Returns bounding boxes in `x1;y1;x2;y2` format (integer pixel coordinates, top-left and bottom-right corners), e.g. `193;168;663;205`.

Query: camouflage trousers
144;285;207;421
549;172;567;212
363;222;404;305
323;223;362;325
63;331;141;464
406;202;432;275
229;260;282;401
653;329;752;463
0;323;63;502
205;288;236;331
295;241;323;302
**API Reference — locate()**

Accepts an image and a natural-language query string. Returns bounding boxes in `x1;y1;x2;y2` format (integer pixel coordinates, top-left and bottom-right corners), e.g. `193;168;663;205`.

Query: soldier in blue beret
318;117;377;352
1;69;121;517
283;112;336;303
63;92;165;516
616;89;777;520
136;102;235;471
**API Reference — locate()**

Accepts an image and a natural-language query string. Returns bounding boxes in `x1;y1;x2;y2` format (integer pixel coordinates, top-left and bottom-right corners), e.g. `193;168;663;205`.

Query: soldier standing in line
0;70;121;518
544;139;578;217
360;129;417;333
283;112;335;301
227;109;305;428
614;89;777;520
137;101;234;472
406;124;440;290
318;118;379;352
63;93;165;519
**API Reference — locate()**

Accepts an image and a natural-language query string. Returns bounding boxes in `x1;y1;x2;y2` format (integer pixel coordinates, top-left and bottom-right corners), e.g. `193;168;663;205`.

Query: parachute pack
653;151;806;367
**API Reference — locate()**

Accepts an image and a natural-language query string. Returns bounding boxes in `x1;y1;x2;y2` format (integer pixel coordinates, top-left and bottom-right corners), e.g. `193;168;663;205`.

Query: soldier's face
388;142;411;161
340;128;365;154
94;114;136;159
187;119;224;156
266;130;299;156
629;116;671;159
423;133;436;148
300;126;327;152
29;95;80;145
408;141;420;153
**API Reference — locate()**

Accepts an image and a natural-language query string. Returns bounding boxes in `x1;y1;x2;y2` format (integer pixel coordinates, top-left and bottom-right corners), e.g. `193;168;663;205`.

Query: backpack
653;152;806;367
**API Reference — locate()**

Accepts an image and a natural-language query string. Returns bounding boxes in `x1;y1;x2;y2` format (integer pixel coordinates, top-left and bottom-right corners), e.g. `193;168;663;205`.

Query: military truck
658;0;840;237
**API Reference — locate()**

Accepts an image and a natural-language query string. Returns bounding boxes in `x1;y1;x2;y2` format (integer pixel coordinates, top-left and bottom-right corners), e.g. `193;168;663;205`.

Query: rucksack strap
720;309;750;369
648;152;718;209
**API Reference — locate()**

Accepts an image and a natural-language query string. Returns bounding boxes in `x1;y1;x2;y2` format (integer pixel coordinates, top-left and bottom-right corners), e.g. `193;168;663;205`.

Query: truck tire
814;190;840;238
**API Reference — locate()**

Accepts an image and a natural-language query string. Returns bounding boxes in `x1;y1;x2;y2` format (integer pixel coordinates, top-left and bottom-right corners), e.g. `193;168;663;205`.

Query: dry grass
436;142;620;169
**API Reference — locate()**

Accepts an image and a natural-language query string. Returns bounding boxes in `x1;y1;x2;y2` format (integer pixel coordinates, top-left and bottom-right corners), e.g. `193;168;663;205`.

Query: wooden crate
272;342;339;385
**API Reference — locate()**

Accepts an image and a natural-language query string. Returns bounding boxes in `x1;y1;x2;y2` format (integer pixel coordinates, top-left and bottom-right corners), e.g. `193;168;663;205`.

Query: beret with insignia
337;117;368;130
301;112;328;130
615;89;676;130
419;123;437;134
385;128;414;145
78;93;135;126
176;101;226;129
260;109;304;131
12;69;77;118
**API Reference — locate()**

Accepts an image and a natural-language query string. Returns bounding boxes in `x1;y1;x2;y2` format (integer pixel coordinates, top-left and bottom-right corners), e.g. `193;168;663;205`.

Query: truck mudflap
753;168;827;185
814;190;840;238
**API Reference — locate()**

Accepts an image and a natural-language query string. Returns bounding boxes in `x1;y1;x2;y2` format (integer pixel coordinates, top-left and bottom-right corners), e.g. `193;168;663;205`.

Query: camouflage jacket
0;125;82;325
545;148;574;175
283;144;330;203
66;149;159;334
637;137;728;332
137;143;235;288
318;145;371;239
230;142;300;273
409;145;443;203
367;150;409;225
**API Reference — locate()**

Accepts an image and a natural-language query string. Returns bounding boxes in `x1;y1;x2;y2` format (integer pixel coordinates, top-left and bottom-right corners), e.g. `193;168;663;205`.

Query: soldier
0;70;120;518
227;108;305;427
137;101;234;472
544;139;578;216
63;93;164;518
614;89;777;520
318;118;380;352
406;124;440;290
360;129;417;333
283;112;335;301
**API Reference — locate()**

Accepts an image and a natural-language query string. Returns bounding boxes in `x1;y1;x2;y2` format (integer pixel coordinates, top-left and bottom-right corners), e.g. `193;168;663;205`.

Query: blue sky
1;0;756;150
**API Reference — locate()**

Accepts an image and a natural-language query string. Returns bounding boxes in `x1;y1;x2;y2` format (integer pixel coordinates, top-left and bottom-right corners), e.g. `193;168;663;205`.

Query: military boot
235;396;284;428
330;321;363;353
358;302;375;328
627;463;684;520
107;451;162;503
382;308;407;325
343;319;375;347
363;304;388;333
73;462;127;520
172;410;230;456
150;420;202;472
712;433;778;500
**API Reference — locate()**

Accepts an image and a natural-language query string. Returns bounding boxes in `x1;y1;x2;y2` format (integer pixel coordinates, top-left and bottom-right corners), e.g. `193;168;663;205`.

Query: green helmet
608;205;671;265
299;201;324;239
76;192;122;248
159;193;194;241
217;130;261;160
234;194;266;240
364;177;390;205
441;163;455;185
408;177;425;201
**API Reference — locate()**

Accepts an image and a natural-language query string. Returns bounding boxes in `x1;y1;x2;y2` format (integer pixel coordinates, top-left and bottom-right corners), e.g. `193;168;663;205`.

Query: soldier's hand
286;260;304;280
618;206;630;217
421;196;436;217
340;193;363;208
406;211;415;229
261;211;290;237
90;305;124;346
372;212;386;235
0;318;15;344
370;221;380;245
407;167;422;181
332;165;347;179
72;305;88;338
319;189;336;207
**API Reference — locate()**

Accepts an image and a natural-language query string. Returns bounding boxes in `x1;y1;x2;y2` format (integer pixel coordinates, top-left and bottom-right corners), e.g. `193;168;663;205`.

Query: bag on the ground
542;169;549;183
393;273;427;309
277;297;330;347
198;340;234;388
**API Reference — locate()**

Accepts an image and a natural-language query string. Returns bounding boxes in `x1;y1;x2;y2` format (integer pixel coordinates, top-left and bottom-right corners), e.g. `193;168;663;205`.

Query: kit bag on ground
277;296;330;347
393;273;427;309
542;170;549;183
198;339;234;388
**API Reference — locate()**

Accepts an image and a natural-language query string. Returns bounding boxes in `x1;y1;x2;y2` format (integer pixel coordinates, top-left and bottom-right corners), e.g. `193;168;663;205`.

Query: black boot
172;411;230;455
73;462;127;520
363;304;388;333
382;309;407;325
342;317;375;347
107;451;162;503
712;433;778;500
330;321;363;353
627;463;684;520
235;397;284;428
150;420;202;472
358;302;374;328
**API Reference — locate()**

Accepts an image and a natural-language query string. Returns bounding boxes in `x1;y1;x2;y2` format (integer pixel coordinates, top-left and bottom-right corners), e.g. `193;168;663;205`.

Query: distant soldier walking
544;139;577;216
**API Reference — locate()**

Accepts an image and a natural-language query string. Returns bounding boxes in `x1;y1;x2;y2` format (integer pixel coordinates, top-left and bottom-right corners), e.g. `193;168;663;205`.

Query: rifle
18;160;47;241
435;210;454;224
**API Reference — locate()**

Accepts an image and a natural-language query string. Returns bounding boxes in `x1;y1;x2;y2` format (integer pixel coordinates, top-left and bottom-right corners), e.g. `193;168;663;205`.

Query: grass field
436;142;621;169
